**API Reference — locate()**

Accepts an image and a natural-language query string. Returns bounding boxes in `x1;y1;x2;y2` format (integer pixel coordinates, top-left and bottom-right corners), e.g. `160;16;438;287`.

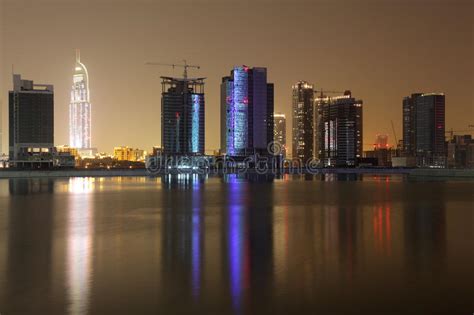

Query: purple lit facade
220;66;274;156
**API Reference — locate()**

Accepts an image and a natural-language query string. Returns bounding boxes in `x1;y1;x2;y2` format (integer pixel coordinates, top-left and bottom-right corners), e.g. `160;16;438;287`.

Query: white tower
69;49;92;151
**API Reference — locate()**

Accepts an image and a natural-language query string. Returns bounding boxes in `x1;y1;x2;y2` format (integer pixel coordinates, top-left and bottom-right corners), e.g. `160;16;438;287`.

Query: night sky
1;0;472;154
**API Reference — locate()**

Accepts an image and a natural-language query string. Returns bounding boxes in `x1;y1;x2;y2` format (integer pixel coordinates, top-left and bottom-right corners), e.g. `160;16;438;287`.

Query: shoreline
0;168;473;179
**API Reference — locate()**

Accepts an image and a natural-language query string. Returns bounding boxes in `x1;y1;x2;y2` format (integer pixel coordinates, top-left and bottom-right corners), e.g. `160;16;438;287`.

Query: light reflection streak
191;175;201;299
373;206;392;256
229;205;243;311
272;194;289;296
66;178;94;315
227;175;247;313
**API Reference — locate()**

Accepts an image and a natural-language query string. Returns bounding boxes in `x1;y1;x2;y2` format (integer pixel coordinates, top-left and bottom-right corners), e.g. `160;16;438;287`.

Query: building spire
76;49;81;63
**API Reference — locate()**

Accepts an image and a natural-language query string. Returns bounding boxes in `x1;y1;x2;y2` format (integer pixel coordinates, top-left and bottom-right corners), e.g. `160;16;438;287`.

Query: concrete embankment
0;168;473;179
408;168;474;178
0;169;148;178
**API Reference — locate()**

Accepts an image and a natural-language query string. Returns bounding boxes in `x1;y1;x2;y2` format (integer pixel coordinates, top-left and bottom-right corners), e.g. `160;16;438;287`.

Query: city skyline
0;0;472;154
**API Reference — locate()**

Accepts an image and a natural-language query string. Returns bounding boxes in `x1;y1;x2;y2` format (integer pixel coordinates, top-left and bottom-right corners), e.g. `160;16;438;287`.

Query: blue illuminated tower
220;66;274;156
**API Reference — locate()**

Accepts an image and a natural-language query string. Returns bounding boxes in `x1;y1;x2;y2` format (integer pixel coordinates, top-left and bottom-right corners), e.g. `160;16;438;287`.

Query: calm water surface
0;174;472;314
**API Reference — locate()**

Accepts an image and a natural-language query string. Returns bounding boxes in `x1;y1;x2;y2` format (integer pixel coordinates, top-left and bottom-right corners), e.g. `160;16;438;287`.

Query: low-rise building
114;146;133;161
114;146;146;161
56;145;78;157
447;135;474;168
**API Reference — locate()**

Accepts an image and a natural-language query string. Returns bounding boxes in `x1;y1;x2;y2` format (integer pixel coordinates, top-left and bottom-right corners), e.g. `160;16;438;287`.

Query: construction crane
390;120;398;147
314;89;344;99
145;60;200;79
445;126;474;140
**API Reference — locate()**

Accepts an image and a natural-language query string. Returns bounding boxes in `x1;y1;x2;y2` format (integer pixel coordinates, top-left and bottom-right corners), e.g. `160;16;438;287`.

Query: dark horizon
1;0;473;154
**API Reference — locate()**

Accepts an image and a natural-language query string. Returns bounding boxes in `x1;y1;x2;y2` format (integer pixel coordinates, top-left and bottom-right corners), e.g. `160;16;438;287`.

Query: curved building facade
220;66;274;157
69;50;91;150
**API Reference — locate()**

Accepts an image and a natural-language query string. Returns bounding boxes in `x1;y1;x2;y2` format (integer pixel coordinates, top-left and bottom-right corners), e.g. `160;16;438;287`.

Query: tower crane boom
391;120;398;146
145;60;200;79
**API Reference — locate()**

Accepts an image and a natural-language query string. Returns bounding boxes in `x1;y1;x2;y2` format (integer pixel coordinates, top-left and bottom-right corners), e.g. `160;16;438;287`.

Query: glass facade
221;66;274;157
292;81;314;162
9;75;54;162
273;114;286;157
318;92;363;167
161;78;205;155
415;93;446;167
402;93;446;167
232;67;249;155
191;94;201;154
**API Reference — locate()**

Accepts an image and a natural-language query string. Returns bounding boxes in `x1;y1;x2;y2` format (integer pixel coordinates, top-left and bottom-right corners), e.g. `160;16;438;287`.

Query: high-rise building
317;90;363;167
402;93;421;156
402;93;446;167
292;81;314;162
415;93;446;167
161;77;205;155
221;66;274;156
273;113;286;157
9;74;54;167
69;50;93;155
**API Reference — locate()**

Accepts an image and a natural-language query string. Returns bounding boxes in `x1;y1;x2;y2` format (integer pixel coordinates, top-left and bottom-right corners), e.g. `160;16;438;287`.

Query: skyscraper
161;77;205;155
317;91;363;167
273;113;286;157
402;93;421;156
9;74;54;168
415;93;446;167
69;50;93;156
221;66;274;156
292;81;314;162
402;93;446;167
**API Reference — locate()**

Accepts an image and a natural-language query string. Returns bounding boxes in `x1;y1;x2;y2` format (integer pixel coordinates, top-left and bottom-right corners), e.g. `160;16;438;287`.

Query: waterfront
0;175;472;314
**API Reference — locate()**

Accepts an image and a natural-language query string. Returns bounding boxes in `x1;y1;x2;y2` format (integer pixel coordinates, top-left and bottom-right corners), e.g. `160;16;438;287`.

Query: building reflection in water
4;179;56;313
224;174;274;313
191;176;202;300
162;173;207;189
403;193;446;274
66;177;94;315
9;177;55;195
272;202;288;298
321;173;361;182
0;175;463;314
160;174;206;304
372;207;392;256
372;178;393;257
226;175;249;313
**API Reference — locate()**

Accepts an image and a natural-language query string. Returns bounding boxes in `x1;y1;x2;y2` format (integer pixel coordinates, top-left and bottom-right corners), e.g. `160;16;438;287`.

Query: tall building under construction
161;77;205;155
